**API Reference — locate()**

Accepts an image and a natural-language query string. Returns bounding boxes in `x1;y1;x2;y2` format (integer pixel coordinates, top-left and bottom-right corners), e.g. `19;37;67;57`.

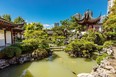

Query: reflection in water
0;52;96;77
0;62;32;77
28;52;96;77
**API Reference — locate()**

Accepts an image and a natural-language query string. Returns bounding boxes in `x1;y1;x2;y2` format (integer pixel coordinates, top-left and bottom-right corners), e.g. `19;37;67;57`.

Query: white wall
6;31;12;45
0;30;12;46
0;30;5;46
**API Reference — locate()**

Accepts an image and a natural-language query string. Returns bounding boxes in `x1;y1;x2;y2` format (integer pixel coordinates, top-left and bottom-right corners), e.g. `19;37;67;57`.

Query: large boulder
8;57;18;64
18;54;32;64
0;59;9;69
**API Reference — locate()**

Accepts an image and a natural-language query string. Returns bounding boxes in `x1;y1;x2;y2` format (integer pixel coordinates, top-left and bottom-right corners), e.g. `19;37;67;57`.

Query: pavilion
75;10;102;31
0;17;24;47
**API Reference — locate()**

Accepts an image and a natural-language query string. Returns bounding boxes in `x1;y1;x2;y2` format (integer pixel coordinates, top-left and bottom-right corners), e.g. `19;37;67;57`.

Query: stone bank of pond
0;52;96;77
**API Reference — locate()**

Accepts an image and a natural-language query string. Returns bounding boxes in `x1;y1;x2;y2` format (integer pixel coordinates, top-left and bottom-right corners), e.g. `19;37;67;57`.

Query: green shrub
32;48;48;57
1;46;22;58
65;44;72;52
96;53;108;64
21;38;50;53
82;31;106;45
103;41;113;48
105;32;116;40
97;46;103;51
65;39;99;58
22;39;39;53
11;43;23;49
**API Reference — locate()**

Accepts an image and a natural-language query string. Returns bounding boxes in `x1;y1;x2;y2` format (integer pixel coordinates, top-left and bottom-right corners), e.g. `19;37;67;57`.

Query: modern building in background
107;0;115;14
54;23;59;26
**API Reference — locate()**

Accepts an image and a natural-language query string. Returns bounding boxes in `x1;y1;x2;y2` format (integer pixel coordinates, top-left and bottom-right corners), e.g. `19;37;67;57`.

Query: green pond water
0;52;96;77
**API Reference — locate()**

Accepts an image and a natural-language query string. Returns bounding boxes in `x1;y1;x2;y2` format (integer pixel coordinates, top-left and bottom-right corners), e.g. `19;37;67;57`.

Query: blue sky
0;0;107;28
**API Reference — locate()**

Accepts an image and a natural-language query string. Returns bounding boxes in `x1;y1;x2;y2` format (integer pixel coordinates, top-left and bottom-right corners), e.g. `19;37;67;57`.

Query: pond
0;52;96;77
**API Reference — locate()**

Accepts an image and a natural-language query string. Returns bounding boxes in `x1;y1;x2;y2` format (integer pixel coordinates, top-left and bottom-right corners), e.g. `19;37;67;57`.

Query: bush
65;39;100;58
22;39;39;53
96;53;108;64
82;31;106;45
1;46;22;58
11;43;23;49
103;41;113;48
32;48;48;57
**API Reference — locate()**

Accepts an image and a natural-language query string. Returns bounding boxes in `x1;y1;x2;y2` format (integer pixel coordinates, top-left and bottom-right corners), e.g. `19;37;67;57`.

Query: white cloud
43;24;54;29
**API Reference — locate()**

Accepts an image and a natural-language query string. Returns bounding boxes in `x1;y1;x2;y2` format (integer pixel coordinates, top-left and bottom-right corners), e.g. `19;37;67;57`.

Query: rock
0;59;9;69
8;57;18;64
91;59;116;77
102;47;114;56
18;54;32;64
0;50;51;69
77;73;94;77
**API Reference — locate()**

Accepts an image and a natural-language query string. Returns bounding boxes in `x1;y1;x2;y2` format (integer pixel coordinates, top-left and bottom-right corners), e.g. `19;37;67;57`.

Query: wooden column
20;32;22;39
4;30;6;47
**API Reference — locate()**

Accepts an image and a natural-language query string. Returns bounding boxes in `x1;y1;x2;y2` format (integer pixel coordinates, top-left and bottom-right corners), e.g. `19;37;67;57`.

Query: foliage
22;22;50;53
25;22;43;30
82;31;106;45
1;46;22;58
2;14;11;22
51;36;65;46
56;36;65;46
22;39;39;53
65;39;101;58
110;0;116;15
14;16;25;24
32;49;48;57
96;53;108;64
103;41;113;48
51;16;84;37
24;23;45;39
103;0;116;40
24;30;47;39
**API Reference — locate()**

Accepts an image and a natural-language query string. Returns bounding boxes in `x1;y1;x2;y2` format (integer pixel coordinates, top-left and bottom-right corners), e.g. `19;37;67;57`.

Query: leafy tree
25;22;43;30
96;53;108;64
14;16;25;24
22;22;49;53
110;0;116;15
2;14;11;22
60;19;70;26
103;0;116;40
